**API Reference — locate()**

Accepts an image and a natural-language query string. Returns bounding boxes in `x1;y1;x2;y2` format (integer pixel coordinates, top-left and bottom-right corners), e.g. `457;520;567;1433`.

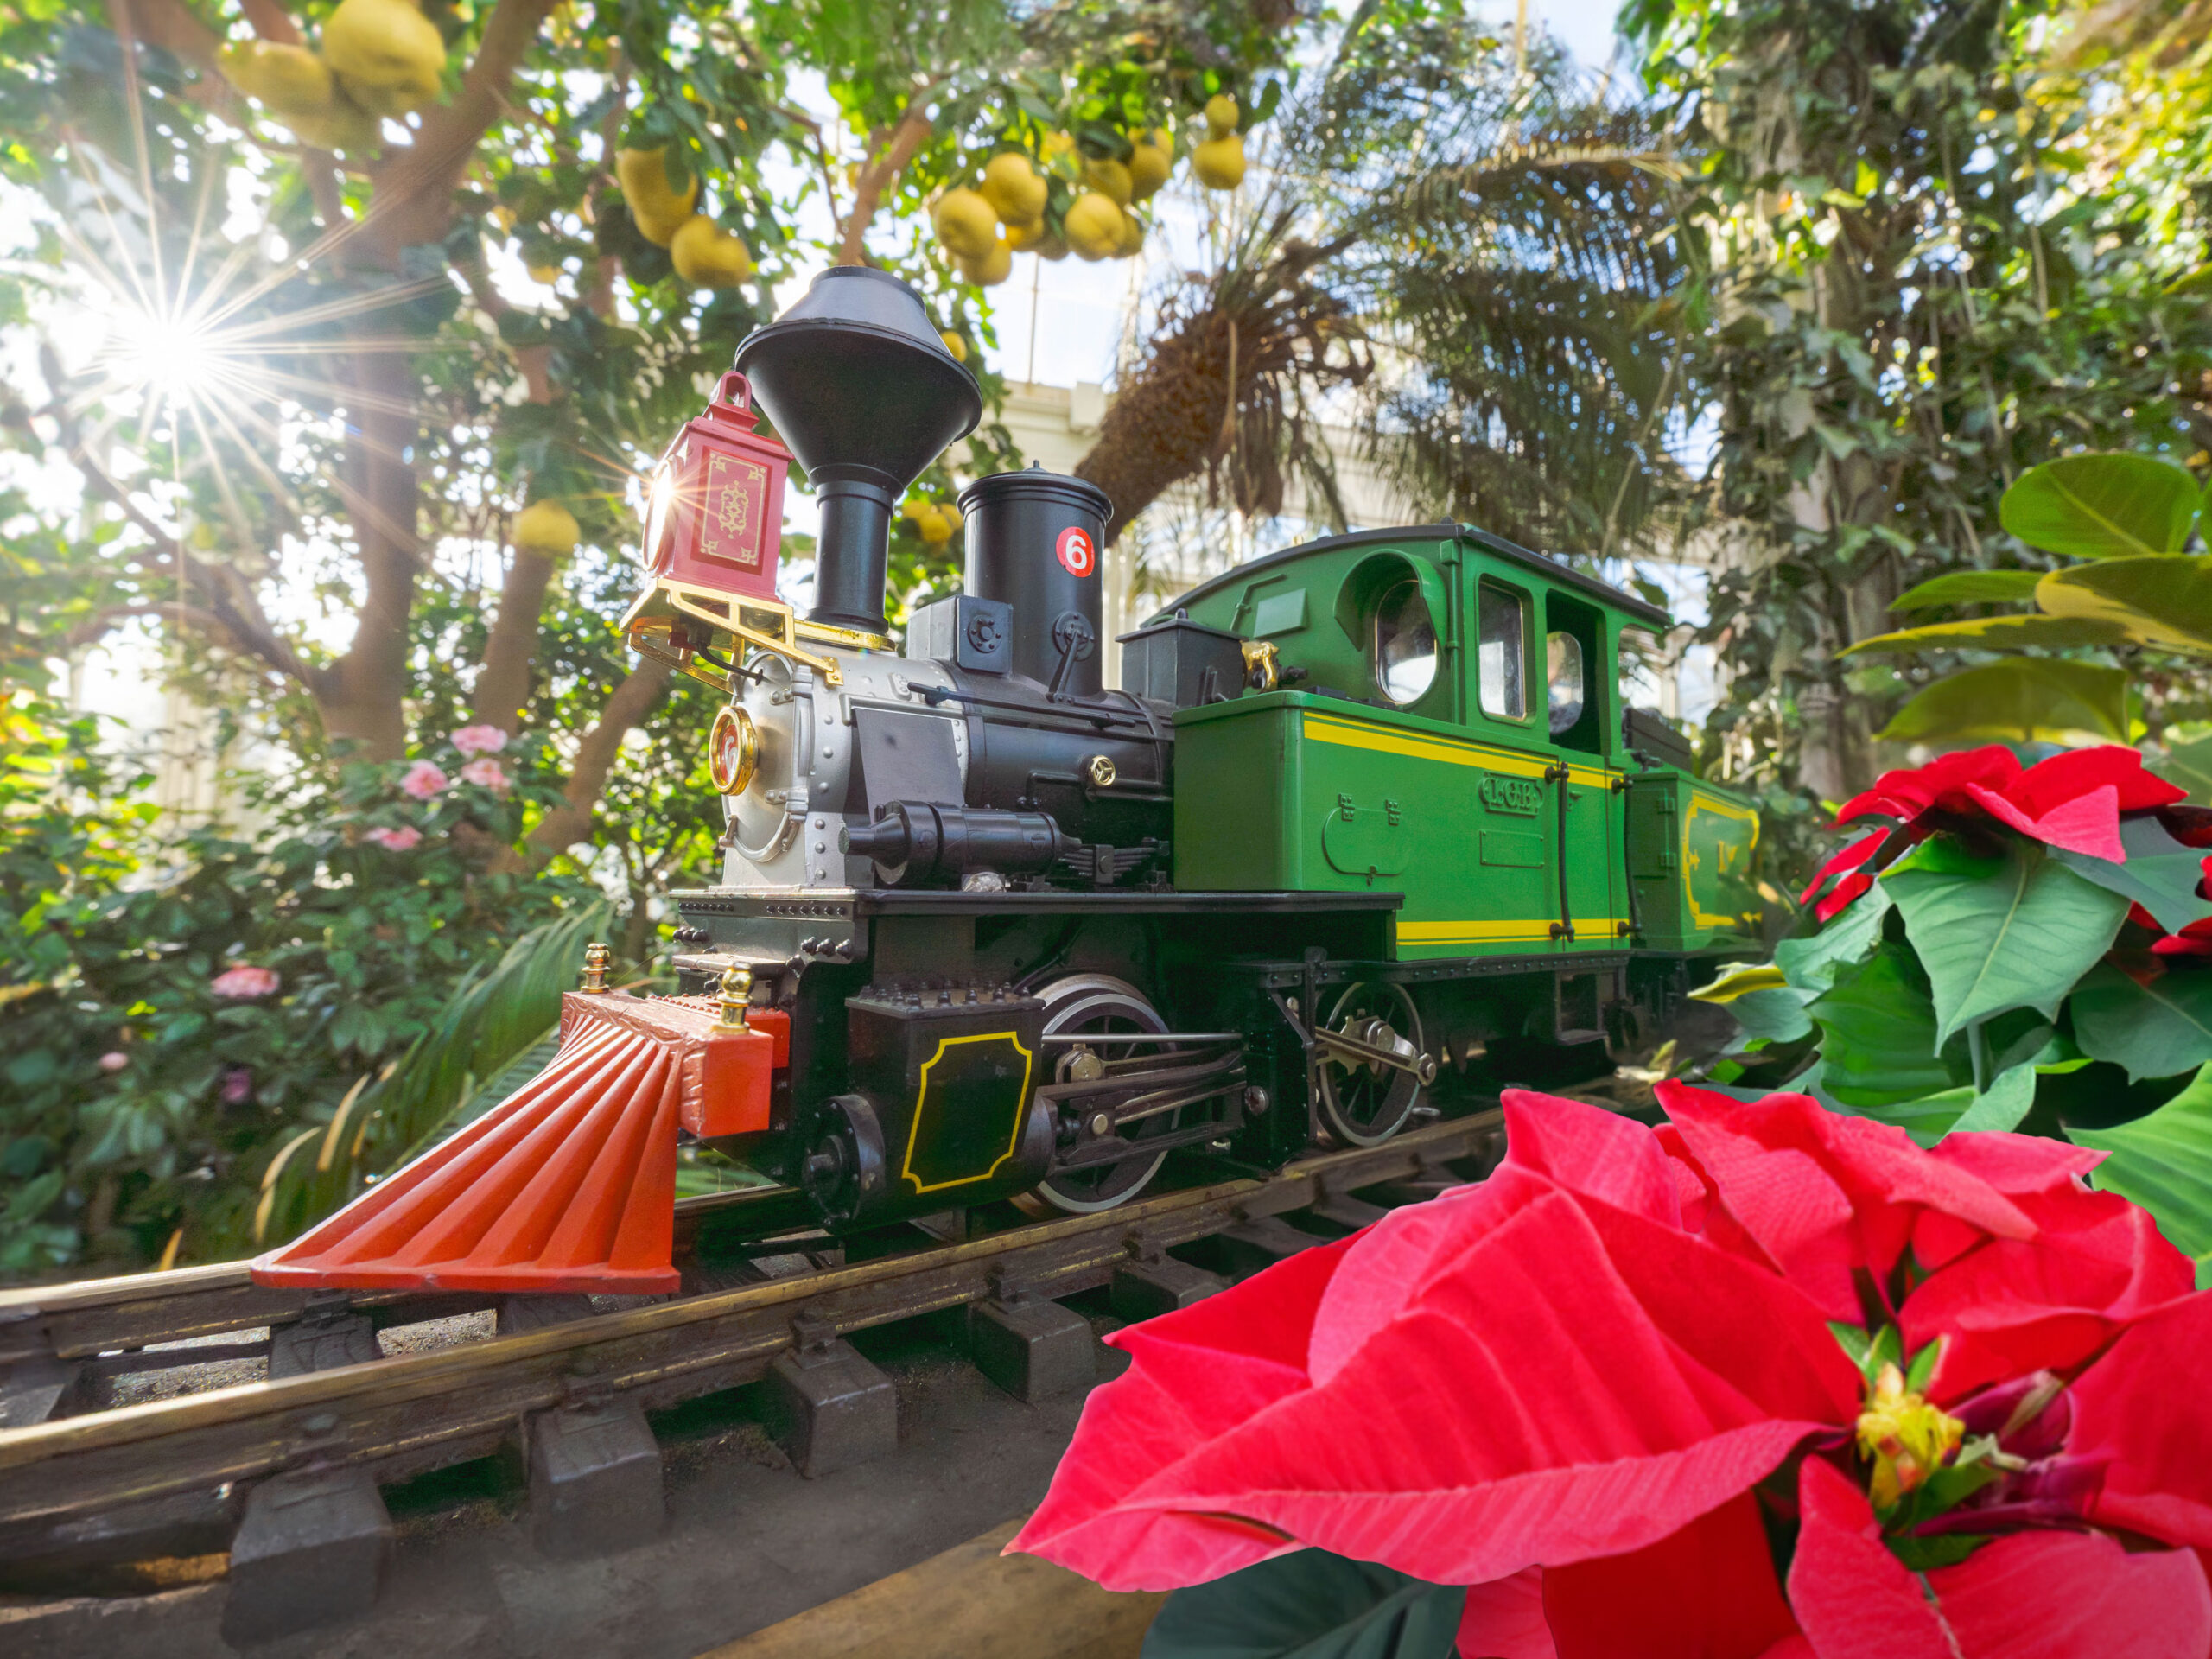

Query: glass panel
1373;578;1439;706
1478;583;1526;719
1620;626;1664;713
1547;631;1586;736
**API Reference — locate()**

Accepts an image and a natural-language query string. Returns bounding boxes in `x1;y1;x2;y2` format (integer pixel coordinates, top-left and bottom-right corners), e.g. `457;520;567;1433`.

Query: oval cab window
1372;577;1439;706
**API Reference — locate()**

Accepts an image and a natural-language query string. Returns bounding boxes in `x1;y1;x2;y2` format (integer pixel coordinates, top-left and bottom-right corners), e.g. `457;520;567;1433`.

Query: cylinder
959;467;1112;698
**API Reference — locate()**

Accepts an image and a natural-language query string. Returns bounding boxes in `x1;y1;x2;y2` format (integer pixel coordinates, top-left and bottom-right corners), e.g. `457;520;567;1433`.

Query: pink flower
452;724;509;758
98;1051;127;1072
219;1066;254;1106
210;965;280;1000
459;757;509;792
399;760;448;800
365;825;423;851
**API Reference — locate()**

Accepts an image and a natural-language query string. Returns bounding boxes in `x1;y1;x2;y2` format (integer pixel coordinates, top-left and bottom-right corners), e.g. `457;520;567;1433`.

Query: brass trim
621;577;847;688
795;617;895;654
708;705;760;797
1241;638;1281;693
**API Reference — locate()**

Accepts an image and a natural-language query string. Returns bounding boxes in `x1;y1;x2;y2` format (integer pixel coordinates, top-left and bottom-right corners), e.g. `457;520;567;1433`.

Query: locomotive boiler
254;267;1763;1297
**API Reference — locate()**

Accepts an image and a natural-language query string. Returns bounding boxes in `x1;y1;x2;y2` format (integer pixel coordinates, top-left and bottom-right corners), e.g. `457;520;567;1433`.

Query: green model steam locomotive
254;268;1760;1297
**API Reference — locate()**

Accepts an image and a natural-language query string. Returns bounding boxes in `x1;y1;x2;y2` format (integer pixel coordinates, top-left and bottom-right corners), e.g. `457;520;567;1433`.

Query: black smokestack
733;269;981;638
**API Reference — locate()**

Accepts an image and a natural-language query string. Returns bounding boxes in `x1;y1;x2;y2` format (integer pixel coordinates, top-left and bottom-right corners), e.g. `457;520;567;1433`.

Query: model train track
0;1111;1505;1541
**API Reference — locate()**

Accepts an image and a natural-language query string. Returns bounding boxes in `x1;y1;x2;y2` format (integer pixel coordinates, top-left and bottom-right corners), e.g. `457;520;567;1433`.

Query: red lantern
641;370;788;601
623;372;851;689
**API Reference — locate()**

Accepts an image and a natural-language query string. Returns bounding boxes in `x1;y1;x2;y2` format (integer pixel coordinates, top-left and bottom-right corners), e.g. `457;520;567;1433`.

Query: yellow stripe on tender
1301;711;1615;788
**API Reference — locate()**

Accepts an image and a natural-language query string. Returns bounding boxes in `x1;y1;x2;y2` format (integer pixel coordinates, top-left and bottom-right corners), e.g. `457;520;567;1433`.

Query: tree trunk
316;343;420;760
473;550;559;734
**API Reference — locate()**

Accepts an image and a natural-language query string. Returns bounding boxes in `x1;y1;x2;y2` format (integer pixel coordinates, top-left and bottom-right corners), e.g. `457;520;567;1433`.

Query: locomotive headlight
639;461;676;568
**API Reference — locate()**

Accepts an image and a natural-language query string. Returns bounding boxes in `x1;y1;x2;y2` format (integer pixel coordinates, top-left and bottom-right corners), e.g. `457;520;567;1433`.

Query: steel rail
0;1181;815;1364
0;1112;1500;1532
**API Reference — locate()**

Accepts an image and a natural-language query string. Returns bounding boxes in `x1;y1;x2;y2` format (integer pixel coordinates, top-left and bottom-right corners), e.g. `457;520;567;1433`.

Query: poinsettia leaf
1139;1548;1465;1659
2069;961;2212;1083
1775;887;1893;994
1944;1061;2040;1135
1806;941;1959;1106
1891;569;2049;611
2066;1063;2212;1256
2048;815;2212;935
1876;659;2133;747
2036;556;2212;653
1845;613;2132;655
1883;848;2132;1046
1998;452;2202;558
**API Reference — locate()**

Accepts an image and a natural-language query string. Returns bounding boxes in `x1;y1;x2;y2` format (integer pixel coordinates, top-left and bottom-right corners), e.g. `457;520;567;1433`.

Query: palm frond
254;902;613;1246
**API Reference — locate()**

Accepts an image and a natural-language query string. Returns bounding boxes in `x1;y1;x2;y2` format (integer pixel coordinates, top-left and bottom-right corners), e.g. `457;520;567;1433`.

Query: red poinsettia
1011;1088;2212;1657
1801;746;2187;920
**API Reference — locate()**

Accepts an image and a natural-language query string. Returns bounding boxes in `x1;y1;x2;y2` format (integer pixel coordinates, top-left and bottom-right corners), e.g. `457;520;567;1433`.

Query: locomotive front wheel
1316;981;1425;1147
1029;974;1180;1215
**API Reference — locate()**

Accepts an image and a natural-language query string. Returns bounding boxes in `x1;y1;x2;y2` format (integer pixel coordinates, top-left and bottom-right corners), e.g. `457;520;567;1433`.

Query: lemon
323;0;446;117
939;331;969;363
670;216;752;287
939;502;963;535
1114;206;1146;257
1084;157;1133;207
956;238;1013;287
933;188;1000;261
515;499;580;557
1205;92;1239;137
1128;130;1172;200
1041;131;1077;164
1035;229;1070;261
1064;192;1124;261
527;260;561;283
284;92;381;154
1002;217;1046;250
981;152;1047;224
912;505;950;542
220;41;335;116
1192;133;1245;191
616;148;699;245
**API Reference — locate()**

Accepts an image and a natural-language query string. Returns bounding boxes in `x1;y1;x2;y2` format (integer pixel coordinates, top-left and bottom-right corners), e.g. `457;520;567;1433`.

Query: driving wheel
1315;980;1425;1147
1029;973;1180;1214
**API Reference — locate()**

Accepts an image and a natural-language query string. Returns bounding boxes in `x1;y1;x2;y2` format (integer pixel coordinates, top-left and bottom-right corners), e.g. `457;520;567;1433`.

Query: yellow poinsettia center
1856;1362;1965;1508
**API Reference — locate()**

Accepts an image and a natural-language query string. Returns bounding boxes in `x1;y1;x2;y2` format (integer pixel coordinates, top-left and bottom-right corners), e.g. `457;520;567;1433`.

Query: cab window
1371;575;1439;707
1546;632;1585;736
1544;594;1604;752
1477;582;1527;720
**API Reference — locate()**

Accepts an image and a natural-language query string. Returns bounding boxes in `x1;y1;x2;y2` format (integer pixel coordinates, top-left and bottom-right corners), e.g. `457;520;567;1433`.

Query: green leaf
1946;1061;2040;1134
2068;1062;2212;1256
1726;986;1815;1044
1807;942;1957;1106
1141;1550;1464;1659
1999;453;2202;559
2048;816;2212;935
1775;886;1892;994
1877;659;2133;747
1847;613;2131;655
1884;848;2131;1046
2035;556;2212;654
2158;734;2212;803
1891;569;2049;611
2069;962;2212;1083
